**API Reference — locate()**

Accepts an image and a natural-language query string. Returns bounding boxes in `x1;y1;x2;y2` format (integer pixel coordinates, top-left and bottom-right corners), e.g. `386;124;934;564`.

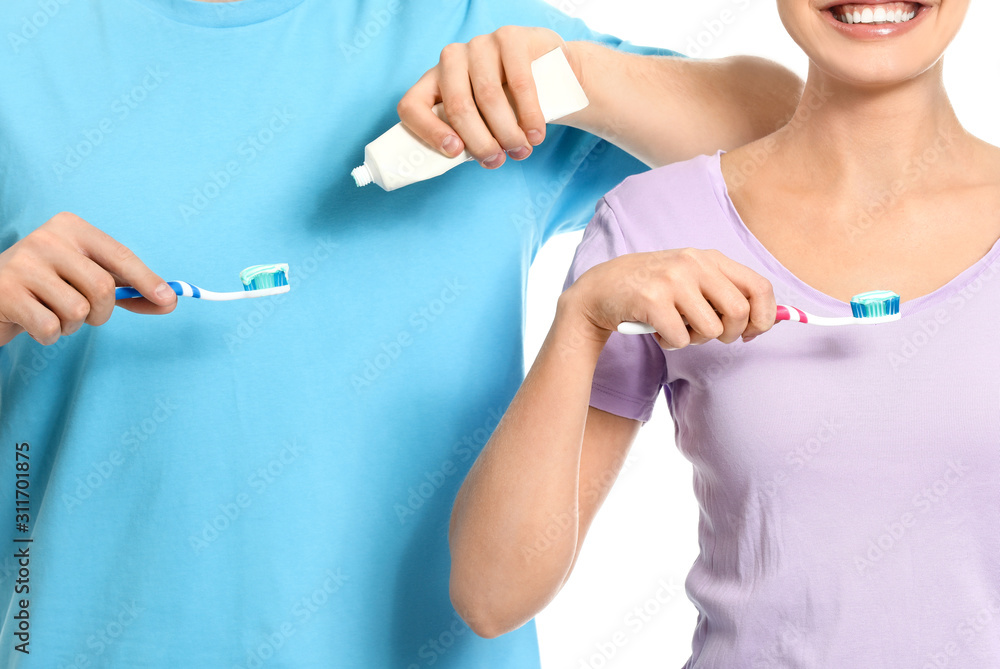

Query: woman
407;0;1000;665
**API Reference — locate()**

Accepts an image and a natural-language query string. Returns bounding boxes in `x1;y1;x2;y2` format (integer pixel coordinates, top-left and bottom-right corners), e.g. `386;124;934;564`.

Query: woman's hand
0;212;177;347
397;26;580;170
563;248;778;348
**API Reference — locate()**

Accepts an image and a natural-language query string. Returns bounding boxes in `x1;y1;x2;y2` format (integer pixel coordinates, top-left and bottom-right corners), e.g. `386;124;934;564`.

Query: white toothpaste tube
351;47;590;192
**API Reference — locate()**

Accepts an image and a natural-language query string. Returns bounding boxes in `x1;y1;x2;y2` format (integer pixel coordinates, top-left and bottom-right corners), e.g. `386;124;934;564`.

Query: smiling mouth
829;2;923;24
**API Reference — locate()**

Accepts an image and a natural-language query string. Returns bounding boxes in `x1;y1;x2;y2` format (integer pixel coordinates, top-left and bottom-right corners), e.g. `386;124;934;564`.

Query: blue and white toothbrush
114;264;290;301
617;290;900;335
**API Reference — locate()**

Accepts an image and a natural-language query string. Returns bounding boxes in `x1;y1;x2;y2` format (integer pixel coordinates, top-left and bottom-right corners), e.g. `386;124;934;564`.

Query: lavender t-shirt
563;152;1000;667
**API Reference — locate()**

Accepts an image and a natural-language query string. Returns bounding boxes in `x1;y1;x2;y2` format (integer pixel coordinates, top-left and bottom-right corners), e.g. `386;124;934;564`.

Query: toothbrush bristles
850;290;900;319
239;263;290;292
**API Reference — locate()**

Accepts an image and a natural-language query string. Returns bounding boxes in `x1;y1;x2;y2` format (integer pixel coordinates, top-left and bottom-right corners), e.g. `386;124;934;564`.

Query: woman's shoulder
592;151;745;255
935;137;1000;209
969;137;1000;183
603;152;728;215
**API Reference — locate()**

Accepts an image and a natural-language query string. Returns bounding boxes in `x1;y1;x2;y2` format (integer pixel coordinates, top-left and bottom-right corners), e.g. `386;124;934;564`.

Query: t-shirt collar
129;0;308;28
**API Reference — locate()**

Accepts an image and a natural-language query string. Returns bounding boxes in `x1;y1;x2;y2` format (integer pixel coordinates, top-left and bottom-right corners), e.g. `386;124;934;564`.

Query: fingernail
665;347;680;351
527;129;543;145
742;335;757;343
155;282;174;301
441;134;462;156
482;152;505;169
507;145;531;160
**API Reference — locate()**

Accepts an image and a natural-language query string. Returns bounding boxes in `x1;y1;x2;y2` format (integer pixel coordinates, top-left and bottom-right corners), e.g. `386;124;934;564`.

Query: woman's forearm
563;41;803;167
449;293;609;638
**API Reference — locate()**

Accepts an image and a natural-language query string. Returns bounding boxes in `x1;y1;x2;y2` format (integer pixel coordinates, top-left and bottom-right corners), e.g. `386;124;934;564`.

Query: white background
526;2;1000;667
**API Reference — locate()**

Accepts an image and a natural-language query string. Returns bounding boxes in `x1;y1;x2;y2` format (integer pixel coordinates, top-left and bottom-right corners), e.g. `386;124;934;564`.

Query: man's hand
397;26;578;170
0;212;177;347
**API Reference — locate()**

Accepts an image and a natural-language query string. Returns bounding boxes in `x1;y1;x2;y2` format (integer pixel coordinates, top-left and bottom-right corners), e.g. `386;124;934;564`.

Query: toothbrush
114;263;290;301
617;290;900;335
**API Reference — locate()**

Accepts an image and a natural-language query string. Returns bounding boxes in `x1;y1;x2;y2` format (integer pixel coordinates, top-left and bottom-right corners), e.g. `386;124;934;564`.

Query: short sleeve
470;0;683;246
563;198;667;422
523;130;651;246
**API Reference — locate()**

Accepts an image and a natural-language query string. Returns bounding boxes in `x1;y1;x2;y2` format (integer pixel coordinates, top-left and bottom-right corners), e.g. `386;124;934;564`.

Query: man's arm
563;42;803;167
397;26;802;170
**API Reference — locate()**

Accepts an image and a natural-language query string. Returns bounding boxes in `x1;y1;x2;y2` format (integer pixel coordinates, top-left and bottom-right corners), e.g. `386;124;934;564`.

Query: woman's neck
769;59;970;196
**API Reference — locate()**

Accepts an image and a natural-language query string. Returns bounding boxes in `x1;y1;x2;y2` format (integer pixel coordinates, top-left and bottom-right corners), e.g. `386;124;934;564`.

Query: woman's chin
813;54;942;89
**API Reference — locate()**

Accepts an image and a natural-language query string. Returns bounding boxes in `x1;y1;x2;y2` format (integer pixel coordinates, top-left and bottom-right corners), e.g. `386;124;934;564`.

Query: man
0;0;798;666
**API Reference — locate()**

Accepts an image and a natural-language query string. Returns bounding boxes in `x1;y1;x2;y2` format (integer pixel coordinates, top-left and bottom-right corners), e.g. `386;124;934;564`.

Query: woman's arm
397;27;802;170
449;295;639;638
450;247;778;638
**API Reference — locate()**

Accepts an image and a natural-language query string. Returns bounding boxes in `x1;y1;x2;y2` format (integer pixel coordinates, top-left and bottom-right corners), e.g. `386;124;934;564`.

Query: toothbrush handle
115;281;185;300
115;282;289;301
617;302;898;334
775;305;808;323
616;321;658;335
618;304;814;335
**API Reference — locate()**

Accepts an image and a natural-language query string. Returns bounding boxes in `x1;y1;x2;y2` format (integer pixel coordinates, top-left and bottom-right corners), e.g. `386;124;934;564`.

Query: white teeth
835;6;919;25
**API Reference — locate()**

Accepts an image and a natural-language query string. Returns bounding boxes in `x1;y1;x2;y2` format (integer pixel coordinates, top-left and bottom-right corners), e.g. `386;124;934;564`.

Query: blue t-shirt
0;1;674;666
